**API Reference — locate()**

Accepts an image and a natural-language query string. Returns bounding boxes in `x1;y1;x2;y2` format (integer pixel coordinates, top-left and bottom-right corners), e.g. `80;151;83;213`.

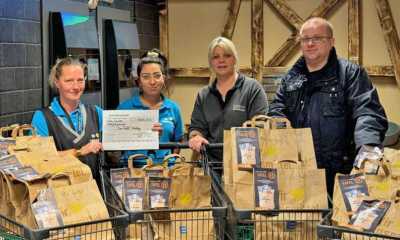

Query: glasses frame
299;36;332;45
140;72;164;81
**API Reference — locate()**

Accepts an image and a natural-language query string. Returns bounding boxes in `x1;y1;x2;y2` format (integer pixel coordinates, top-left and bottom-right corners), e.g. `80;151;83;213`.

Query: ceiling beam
375;0;400;87
251;0;264;81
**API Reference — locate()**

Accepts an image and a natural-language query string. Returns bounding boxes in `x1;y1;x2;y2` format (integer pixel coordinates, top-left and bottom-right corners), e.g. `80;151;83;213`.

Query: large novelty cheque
102;110;159;150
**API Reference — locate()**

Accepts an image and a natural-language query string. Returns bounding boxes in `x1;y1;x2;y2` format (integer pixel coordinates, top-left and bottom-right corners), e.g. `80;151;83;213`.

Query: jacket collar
209;72;245;94
286;48;339;89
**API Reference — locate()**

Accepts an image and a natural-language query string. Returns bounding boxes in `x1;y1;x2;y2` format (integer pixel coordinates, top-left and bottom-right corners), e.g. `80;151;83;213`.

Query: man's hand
188;135;209;152
354;145;383;174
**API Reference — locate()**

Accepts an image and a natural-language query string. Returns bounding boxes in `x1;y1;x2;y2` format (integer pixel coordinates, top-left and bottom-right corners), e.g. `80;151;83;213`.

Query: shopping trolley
202;143;330;240
102;142;228;240
317;212;400;240
0;203;128;240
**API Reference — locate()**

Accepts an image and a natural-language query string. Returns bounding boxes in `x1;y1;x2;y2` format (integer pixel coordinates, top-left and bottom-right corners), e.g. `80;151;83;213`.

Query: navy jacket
268;48;388;171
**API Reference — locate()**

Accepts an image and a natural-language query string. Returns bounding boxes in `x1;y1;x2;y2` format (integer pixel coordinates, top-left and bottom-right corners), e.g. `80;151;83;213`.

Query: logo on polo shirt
232;104;246;112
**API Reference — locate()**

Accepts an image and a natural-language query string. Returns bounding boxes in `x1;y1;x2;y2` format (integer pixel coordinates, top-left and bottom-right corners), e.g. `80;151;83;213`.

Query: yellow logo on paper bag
68;202;84;214
375;180;390;192
290;188;304;201
178;193;192;206
264;145;278;157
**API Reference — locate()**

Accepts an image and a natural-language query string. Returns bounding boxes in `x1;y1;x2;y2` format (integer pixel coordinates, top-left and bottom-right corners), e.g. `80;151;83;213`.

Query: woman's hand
152;122;163;137
79;139;103;156
188;135;209;152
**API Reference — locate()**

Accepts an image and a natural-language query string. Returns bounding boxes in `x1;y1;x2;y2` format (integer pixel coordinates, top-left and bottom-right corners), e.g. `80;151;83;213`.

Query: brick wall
0;0;42;127
0;0;160;127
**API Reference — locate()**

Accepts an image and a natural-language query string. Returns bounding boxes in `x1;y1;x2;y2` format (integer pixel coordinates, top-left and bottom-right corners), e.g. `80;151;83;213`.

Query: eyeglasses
140;72;163;81
299;36;331;45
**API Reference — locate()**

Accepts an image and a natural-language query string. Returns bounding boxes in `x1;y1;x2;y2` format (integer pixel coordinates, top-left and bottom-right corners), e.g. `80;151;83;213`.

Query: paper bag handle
242;120;268;129
359;159;391;176
268;118;292;129
251;115;270;122
163;153;185;164
47;173;73;187
11;124;36;138
242;120;254;127
141;157;169;170
0;124;19;138
128;154;153;169
276;159;299;165
168;163;195;177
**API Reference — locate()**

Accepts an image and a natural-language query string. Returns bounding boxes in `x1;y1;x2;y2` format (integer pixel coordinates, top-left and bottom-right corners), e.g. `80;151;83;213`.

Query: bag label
149;177;171;208
31;189;63;229
235;127;261;169
110;167;130;198
0;155;22;172
253;168;279;209
8;166;39;181
0;139;15;158
338;173;369;213
124;177;145;211
350;200;391;232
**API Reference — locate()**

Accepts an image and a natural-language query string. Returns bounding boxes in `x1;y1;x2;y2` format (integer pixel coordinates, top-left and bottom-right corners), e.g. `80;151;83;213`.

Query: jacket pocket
321;85;345;117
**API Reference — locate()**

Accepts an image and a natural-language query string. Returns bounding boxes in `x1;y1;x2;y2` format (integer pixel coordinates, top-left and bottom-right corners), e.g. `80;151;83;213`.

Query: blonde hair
208;36;239;71
300;17;334;37
49;57;86;91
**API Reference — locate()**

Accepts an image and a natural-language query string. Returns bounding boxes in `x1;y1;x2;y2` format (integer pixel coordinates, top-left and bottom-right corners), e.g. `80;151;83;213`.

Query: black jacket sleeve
344;65;388;148
267;80;289;118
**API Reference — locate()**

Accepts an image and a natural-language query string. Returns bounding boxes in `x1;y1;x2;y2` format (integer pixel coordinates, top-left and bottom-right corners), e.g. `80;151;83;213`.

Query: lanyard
58;100;81;133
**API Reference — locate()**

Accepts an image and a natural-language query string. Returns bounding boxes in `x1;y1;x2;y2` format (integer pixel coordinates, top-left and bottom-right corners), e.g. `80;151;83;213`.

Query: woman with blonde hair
189;37;268;167
32;57;103;183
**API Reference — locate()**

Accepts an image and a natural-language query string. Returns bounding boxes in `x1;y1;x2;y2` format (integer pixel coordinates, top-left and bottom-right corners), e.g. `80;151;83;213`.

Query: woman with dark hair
31;57;103;183
117;49;184;167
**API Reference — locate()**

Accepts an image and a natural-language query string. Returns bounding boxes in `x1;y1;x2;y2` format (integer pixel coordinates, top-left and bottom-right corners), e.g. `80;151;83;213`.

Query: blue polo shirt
31;98;103;136
117;95;184;167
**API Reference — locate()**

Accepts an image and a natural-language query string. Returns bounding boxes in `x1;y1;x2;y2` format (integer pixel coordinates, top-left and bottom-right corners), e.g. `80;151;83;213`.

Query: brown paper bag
8;125;58;156
260;118;317;169
0;170;15;218
223;130;234;185
127;220;153;240
224;182;254;209
332;162;396;228
170;175;211;209
375;191;400;237
166;153;204;176
128;154;169;177
278;168;305;209
255;212;321;240
7;174;70;228
278;164;327;209
52;179;113;240
15;152;93;184
304;168;328;209
151;211;215;240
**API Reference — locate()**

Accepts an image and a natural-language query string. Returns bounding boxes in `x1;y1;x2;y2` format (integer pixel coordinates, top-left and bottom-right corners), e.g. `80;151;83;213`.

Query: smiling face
55;65;85;104
300;19;335;68
210;46;236;78
138;63;164;98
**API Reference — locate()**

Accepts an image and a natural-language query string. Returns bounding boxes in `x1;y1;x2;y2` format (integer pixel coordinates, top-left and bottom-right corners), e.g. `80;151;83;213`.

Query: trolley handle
159;142;189;149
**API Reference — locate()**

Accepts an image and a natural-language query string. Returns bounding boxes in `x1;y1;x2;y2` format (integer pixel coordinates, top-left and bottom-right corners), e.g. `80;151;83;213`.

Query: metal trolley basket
0;203;128;240
202;144;330;240
317;212;400;240
102;142;228;240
